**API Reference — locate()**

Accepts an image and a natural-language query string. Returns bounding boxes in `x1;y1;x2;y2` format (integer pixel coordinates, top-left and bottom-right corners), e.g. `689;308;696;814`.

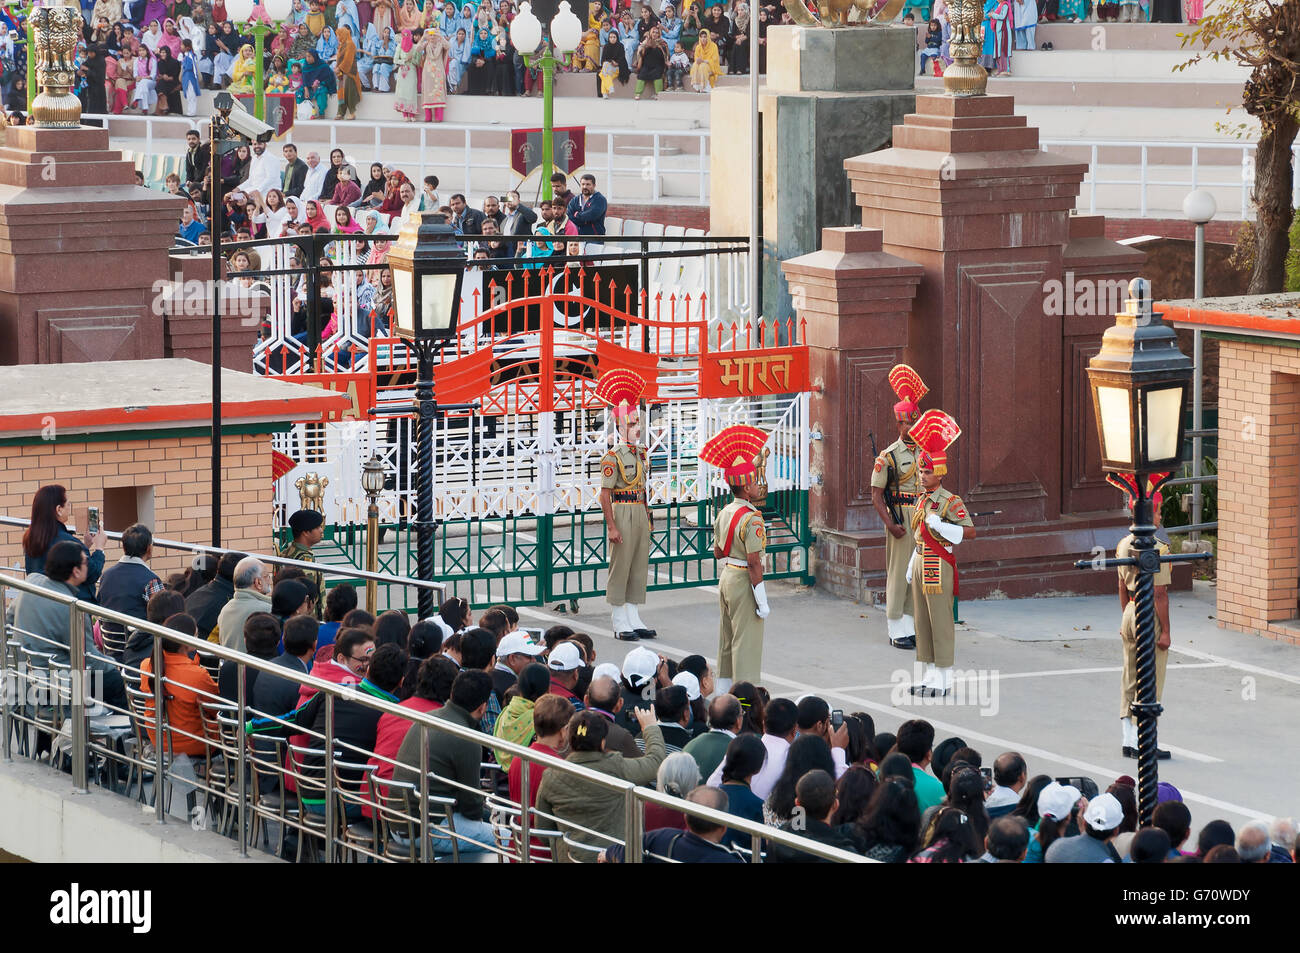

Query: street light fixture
225;0;294;122
361;454;386;611
1182;189;1217;547
510;1;583;202
1081;277;1207;828
387;211;466;618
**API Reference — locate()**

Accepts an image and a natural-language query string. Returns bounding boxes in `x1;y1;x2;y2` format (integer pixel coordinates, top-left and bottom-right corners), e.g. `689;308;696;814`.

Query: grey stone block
768;24;918;93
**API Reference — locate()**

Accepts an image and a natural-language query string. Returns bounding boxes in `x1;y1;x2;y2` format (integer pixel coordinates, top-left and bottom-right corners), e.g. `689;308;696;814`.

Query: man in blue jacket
567;174;607;236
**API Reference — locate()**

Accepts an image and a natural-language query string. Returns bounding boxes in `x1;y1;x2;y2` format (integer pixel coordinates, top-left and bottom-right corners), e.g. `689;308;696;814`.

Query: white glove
927;513;965;545
753;582;771;619
906;557;914;585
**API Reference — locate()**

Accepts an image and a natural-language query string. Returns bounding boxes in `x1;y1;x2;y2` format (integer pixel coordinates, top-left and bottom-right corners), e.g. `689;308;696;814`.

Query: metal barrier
1040;138;1285;219
0;569;870;864
90;114;712;206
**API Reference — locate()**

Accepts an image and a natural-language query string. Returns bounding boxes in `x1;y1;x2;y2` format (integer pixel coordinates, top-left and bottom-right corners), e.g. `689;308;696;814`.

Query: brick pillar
782;226;923;603
160;254;265;373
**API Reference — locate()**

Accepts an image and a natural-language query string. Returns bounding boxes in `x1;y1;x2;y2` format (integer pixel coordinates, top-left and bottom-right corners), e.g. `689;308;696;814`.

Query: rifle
869;430;903;528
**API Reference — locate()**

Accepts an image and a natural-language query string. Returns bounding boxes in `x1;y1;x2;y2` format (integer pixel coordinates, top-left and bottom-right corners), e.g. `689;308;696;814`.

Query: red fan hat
595;368;647;418
699;425;769;487
888;364;928;423
909;409;961;477
1105;472;1171;511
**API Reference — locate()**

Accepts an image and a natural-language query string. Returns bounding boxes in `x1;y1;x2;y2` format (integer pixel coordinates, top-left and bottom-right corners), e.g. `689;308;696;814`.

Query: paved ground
516;578;1300;836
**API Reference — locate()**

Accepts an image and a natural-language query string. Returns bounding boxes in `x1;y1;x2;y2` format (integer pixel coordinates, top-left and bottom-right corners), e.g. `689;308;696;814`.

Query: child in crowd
666;41;689;90
919;18;943;75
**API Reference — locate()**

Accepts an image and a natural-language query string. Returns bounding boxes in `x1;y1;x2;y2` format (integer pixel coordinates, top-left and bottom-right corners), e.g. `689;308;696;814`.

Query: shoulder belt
722;504;756;556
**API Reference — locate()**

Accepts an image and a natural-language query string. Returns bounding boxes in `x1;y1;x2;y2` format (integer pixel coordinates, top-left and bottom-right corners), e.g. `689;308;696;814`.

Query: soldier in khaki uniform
1111;473;1173;761
700;425;771;692
596;369;657;642
905;410;975;697
279;509;325;620
871;364;928;649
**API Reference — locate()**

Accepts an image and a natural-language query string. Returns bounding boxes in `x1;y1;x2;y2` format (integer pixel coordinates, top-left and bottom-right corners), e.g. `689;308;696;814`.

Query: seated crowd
11;484;1293;862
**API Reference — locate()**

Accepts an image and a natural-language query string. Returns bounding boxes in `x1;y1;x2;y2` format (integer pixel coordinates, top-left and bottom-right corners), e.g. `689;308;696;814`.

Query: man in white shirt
237;140;280;198
301;150;328;202
707;696;798;800
394;180;421;230
985;751;1027;818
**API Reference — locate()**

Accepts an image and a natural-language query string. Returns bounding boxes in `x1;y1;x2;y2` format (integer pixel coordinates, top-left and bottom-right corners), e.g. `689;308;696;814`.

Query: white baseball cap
1037;782;1082;822
671;671;701;701
1083;792;1125;832
592;662;622;684
546;641;584;672
497;631;545;658
621;646;660;689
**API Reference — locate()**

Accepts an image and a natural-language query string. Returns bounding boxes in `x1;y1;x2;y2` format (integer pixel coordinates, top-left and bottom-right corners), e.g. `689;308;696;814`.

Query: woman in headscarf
270;20;296;59
597;31;628;98
358;21;378;86
110;22;129;54
689;26;719;92
397;0;423;31
159;18;184;58
447;25;471;92
192;0;215;30
635;2;658;43
419;26;449;120
92;0;124;28
370;24;397;90
290;22;316;60
467;25;494;94
617;10;637;64
153;44;182;113
659;4;682;49
728;2;749;74
141;17;164;53
140;0;169;34
180;15;207;57
79;44;109;115
132;45;157;110
228;43;256;92
180;37;202;114
282;196;309;235
213;20;239;82
632;22;667;99
373;0;396;35
574;22;599;71
300;47;337;115
473;0;496;36
213;0;229;22
265;53;291;91
304;198;332;231
316;24;340;61
333;205;364;234
377;170;410;215
290;0;309;23
393;27;421;119
334;24;361;118
334;0;359;37
438;0;458;35
703;4;731;65
112;44;136;113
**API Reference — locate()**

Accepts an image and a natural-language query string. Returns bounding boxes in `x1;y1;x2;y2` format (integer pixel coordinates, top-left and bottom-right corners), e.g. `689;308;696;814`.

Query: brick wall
608;203;710;231
0;432;276;579
1215;340;1300;645
1104;218;1245;245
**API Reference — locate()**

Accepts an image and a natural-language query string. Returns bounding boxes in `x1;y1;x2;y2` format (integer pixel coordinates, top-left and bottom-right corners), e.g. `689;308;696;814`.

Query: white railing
88;113;712;206
1040;137;1294;219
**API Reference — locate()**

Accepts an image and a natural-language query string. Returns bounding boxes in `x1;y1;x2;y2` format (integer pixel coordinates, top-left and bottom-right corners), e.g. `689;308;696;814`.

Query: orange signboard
700;347;809;399
280;373;377;422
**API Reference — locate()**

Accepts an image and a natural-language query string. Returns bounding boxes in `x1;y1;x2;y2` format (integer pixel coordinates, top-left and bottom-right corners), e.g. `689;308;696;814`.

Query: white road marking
1170;644;1300;687
516;606;1266;821
825;661;1226;693
1158;745;1224;764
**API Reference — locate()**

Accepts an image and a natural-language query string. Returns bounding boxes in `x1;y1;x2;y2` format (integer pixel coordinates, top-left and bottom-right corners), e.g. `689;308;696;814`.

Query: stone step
917;74;1242;109
1026;21;1221;51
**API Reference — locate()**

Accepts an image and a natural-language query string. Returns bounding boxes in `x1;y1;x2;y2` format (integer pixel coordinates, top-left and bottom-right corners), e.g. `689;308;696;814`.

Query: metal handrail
0;515;444;596
0;570;869;863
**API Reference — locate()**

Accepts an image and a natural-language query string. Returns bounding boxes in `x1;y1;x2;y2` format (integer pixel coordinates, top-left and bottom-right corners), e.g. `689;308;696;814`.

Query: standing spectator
96;523;167;621
1046;793;1124;863
277;509;325;618
567;173;607;235
22;484;106;602
216;556;273;651
420;26;451;121
281;142;308;196
537;707;666;861
394;669;497;854
449;192;485;232
550;172;575;210
500;189;536;255
1013;0;1036;49
632;23;667;99
683;693;742;782
980;0;1012;76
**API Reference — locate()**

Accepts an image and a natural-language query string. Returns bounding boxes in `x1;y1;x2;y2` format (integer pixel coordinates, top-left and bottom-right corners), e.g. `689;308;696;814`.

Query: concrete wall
0;758;277;863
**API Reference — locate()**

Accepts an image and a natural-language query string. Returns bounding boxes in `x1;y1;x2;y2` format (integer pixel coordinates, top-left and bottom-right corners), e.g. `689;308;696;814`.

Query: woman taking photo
22;485;106;602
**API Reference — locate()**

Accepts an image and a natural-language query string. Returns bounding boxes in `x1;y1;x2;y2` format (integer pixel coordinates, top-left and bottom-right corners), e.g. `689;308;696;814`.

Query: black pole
415;341;436;620
210;114;223;549
1129;477;1162;828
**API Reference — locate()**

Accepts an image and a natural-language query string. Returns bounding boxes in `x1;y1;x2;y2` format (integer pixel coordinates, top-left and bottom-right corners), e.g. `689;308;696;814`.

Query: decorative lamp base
943;43;987;97
31;92;82;128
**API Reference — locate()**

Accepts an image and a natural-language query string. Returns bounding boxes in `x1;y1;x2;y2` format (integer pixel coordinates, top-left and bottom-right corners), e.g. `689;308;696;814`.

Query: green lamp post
509;0;583;202
224;0;294;121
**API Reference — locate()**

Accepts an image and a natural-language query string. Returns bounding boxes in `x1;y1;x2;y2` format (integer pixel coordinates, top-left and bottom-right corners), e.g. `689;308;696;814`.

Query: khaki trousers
606;504;649;605
911;552;955;668
884;502;915;621
718;565;764;683
1119;600;1168;718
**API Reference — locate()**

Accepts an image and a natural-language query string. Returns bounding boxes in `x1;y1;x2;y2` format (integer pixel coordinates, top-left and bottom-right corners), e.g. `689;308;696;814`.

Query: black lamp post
386;211;466;619
1077;277;1209;827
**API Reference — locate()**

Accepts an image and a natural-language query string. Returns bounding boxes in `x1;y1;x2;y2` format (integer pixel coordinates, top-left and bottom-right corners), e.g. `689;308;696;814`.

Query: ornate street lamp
225;0;294;121
361;454;387;611
510;1;583;201
1079;277;1208;827
386;211;466;618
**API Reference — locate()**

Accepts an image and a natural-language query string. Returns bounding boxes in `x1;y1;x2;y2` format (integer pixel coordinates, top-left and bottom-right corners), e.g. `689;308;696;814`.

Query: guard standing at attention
700;424;770;693
597;368;657;642
1109;472;1174;761
906;410;975;697
871;364;928;649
